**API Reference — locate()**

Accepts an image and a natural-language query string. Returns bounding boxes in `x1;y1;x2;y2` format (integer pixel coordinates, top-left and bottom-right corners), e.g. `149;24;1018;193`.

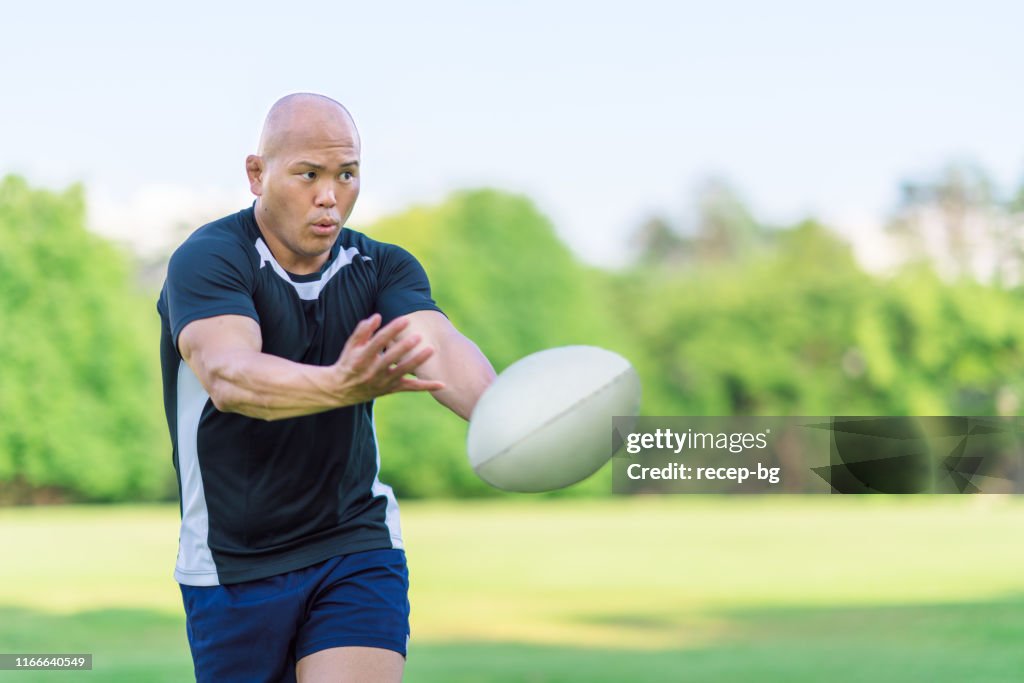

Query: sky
2;0;1022;266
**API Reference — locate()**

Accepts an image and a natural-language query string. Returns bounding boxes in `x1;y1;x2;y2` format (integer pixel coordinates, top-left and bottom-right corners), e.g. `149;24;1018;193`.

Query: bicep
164;235;260;353
396;310;459;364
396;310;495;419
397;310;488;380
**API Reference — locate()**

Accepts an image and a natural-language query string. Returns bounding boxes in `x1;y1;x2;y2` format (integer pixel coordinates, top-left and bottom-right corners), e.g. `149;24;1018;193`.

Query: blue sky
2;1;1021;264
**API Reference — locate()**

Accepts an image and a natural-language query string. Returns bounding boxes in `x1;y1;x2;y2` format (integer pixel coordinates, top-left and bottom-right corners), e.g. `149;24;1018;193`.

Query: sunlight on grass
1;497;1023;652
0;505;181;613
401;496;1024;648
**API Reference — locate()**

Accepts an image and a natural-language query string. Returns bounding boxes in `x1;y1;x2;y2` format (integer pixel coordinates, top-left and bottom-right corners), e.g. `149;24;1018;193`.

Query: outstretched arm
393;310;496;420
178;313;444;421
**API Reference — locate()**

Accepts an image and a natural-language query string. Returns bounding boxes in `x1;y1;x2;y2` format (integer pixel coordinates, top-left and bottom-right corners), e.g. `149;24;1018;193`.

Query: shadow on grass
1;597;1022;682
0;606;192;682
409;597;1024;683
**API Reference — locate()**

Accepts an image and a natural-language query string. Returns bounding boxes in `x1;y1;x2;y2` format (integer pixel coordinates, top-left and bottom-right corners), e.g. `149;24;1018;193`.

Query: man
157;93;495;682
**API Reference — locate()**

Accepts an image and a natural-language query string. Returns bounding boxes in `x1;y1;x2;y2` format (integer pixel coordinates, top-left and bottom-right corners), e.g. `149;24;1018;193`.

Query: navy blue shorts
179;548;409;683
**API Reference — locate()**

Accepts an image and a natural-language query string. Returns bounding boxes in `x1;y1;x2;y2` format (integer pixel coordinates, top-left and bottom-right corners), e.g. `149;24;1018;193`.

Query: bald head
257;93;359;161
245;93;362;274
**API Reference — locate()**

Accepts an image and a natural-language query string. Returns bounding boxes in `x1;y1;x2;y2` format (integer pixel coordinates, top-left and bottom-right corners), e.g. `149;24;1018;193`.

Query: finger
341;314;382;356
373;334;423;372
385;345;435;378
363;320;412;358
394;377;446;393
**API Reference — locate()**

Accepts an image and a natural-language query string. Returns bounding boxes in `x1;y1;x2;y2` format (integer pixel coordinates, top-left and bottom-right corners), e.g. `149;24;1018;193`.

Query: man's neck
252;201;331;275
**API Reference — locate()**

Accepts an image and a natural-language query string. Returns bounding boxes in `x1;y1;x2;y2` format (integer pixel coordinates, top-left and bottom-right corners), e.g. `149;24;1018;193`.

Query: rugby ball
467;346;641;492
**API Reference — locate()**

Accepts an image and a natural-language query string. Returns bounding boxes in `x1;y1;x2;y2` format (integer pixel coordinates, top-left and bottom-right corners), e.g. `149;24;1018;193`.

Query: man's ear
245;155;265;196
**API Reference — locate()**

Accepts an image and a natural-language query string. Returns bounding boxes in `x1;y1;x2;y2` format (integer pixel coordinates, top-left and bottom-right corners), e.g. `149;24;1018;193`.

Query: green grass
0;607;191;682
1;497;1023;681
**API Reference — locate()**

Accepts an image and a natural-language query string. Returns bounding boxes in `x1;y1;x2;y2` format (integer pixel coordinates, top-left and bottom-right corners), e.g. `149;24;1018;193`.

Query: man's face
248;109;361;274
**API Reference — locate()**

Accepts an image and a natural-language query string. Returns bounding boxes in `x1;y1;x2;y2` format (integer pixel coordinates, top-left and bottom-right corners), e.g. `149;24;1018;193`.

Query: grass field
1;497;1023;681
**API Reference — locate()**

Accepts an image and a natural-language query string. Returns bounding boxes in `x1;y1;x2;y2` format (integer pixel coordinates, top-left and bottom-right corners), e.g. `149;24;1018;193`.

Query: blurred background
2;1;1023;681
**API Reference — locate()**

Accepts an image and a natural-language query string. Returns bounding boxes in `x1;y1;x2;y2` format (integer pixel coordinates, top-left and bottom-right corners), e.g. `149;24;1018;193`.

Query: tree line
1;171;1022;502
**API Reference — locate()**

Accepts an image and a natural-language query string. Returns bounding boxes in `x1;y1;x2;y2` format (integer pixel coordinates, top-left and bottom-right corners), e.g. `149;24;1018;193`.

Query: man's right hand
179;313;444;421
331;313;445;405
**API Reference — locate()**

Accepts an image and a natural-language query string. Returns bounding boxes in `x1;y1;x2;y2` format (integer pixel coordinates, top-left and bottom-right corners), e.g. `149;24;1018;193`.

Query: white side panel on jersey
255;238;369;300
174;361;219;586
370;416;404;549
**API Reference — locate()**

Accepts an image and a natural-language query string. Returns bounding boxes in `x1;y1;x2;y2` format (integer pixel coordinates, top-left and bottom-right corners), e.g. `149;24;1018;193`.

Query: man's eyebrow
291;160;360;170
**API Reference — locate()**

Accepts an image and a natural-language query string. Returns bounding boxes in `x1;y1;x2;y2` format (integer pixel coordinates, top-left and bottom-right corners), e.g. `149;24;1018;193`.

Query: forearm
180;313;443;422
196;348;348;421
422;335;496;421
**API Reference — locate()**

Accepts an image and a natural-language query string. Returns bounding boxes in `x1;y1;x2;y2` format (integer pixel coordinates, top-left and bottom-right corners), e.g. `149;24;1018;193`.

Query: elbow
185;347;277;420
208;378;242;414
208;381;275;421
198;355;268;420
189;350;242;414
203;369;251;416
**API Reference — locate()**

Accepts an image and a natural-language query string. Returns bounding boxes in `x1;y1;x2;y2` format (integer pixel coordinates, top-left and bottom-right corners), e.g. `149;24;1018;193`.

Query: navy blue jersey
157;204;442;586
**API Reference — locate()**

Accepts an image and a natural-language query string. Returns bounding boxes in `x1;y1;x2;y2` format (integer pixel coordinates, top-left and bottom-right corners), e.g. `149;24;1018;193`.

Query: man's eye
340;171;354;181
301;171;316;180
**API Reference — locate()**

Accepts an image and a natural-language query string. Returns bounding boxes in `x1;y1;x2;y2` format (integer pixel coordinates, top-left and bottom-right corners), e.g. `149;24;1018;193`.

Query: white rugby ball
467;346;641;492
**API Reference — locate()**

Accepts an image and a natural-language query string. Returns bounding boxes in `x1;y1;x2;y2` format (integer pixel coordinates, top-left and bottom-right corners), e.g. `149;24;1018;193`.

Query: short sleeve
374;245;444;324
162;235;259;350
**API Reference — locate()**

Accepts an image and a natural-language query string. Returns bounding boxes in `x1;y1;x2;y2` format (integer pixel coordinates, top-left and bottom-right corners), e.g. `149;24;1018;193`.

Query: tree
0;176;169;502
888;163;1023;284
633;178;767;268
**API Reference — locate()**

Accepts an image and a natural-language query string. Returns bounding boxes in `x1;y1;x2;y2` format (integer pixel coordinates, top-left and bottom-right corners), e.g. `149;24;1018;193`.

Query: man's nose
316;184;337;207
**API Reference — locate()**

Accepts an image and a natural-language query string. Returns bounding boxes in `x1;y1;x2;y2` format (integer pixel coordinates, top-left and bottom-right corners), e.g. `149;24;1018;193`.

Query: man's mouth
311;219;338;234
